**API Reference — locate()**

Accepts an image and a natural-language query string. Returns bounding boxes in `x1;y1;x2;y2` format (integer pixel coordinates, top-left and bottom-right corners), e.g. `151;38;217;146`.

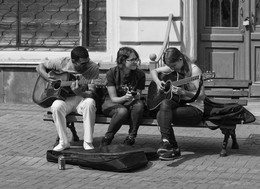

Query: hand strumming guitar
71;80;95;98
171;86;185;96
155;80;166;91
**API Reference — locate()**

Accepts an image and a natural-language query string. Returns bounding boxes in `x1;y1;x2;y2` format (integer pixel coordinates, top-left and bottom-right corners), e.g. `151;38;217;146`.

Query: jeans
157;99;203;147
51;96;96;145
102;99;144;139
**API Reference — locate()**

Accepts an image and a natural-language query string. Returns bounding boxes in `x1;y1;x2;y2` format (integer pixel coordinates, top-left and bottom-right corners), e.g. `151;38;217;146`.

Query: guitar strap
180;76;203;104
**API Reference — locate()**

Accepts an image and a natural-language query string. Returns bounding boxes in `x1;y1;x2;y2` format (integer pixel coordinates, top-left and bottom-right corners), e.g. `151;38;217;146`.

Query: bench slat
206;98;248;106
204;79;251;88
205;90;249;98
43;113;159;126
43;65;252;132
43;113;221;129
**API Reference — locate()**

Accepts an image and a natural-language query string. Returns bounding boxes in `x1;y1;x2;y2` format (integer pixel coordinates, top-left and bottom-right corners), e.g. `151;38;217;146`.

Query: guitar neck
60;79;96;87
171;75;200;86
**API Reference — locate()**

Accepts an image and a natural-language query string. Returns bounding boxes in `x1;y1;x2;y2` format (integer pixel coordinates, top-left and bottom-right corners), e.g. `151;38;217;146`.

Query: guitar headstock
202;71;216;81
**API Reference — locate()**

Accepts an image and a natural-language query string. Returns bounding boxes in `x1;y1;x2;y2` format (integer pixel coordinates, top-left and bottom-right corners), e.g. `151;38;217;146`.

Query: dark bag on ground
204;97;255;126
46;144;156;172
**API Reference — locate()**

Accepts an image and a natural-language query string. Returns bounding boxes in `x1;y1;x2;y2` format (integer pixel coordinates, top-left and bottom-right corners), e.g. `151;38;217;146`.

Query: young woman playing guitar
150;47;206;161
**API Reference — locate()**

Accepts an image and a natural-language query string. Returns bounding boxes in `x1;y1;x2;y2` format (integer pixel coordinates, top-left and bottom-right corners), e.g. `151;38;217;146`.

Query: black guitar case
46;144;157;172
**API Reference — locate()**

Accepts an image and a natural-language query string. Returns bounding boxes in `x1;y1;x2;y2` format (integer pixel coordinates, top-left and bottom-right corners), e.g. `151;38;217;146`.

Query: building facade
0;0;260;104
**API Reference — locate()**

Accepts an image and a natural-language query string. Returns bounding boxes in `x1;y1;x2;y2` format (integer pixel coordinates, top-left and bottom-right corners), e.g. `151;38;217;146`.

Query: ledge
0;60;151;70
0;60;42;68
98;63;150;71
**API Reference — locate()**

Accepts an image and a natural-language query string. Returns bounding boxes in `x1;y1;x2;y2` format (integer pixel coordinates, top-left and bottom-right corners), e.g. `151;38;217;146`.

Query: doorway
198;0;260;96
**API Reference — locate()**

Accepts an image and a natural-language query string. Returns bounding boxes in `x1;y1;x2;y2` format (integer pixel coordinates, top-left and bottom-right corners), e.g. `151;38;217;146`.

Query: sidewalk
0;102;260;189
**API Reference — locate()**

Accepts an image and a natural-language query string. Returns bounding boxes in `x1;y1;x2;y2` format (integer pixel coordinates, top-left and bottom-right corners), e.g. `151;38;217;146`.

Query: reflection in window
206;0;238;27
0;0;106;51
256;0;260;25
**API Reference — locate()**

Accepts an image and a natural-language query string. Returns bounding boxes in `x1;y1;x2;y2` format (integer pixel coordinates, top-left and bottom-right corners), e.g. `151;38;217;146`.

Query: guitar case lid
46;144;157;172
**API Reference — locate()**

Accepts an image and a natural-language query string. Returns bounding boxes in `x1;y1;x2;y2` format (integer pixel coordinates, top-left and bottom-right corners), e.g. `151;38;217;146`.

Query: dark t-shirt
106;66;146;97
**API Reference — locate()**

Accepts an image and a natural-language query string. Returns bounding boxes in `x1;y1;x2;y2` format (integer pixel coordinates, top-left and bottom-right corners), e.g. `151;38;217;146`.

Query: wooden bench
43;64;252;157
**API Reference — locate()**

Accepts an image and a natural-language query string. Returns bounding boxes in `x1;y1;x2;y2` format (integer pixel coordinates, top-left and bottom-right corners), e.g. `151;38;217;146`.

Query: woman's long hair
163;47;192;76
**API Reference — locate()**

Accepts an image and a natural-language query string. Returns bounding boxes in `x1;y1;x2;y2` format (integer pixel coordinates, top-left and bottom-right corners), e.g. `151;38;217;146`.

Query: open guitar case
47;144;157;172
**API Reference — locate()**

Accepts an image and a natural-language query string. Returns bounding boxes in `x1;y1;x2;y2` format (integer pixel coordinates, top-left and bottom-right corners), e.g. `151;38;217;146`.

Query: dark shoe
159;148;181;161
100;137;113;146
173;148;181;157
157;140;174;155
123;136;135;146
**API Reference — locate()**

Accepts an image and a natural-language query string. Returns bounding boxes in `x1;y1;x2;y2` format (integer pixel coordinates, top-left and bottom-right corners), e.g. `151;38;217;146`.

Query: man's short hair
71;46;89;61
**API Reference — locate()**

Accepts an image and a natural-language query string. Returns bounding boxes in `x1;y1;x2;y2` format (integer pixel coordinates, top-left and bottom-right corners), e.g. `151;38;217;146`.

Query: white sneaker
83;142;94;150
53;143;70;151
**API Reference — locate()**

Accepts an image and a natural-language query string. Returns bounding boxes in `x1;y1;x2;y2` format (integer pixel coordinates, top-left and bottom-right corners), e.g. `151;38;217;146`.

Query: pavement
0;101;260;189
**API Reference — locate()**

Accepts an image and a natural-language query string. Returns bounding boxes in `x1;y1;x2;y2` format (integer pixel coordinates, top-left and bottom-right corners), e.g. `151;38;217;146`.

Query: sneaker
123;136;135;146
83;142;94;150
159;148;181;161
157;140;174;155
100;136;113;146
173;148;181;157
53;143;70;152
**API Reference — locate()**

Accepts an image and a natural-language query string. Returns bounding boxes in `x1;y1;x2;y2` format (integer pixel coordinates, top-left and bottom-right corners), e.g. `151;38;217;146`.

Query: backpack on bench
204;97;255;127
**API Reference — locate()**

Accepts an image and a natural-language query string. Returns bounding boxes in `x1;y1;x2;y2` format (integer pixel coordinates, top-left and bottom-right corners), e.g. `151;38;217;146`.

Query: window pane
20;0;80;47
89;0;106;51
0;1;18;46
206;0;238;27
0;0;107;51
255;0;260;25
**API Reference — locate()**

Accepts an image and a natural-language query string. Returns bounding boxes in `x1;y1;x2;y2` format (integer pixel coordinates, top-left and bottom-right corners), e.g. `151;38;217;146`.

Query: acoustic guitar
147;71;215;110
32;71;107;108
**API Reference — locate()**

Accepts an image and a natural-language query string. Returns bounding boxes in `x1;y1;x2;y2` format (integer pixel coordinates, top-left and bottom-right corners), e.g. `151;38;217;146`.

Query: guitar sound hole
53;80;61;90
164;82;171;93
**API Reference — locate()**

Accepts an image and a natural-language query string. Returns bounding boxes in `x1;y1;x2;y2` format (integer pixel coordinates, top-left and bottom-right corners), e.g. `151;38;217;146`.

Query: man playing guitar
36;46;99;151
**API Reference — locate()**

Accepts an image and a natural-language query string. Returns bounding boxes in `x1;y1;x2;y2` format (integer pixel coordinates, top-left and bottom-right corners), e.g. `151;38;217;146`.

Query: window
206;0;238;27
0;0;106;51
255;0;260;25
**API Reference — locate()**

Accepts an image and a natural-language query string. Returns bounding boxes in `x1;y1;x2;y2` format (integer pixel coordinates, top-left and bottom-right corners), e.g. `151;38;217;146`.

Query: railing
149;14;181;70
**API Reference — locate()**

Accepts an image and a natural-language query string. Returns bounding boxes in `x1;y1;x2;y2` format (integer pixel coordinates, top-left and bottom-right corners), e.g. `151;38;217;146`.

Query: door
197;0;250;81
251;0;260;96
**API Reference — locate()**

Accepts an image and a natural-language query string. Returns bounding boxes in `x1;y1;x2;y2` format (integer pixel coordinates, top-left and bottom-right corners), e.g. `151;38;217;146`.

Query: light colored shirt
44;57;99;79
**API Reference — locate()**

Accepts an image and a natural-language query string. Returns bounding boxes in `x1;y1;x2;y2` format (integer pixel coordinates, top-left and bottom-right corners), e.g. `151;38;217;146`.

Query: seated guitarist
150;47;206;160
36;46;99;151
100;47;146;146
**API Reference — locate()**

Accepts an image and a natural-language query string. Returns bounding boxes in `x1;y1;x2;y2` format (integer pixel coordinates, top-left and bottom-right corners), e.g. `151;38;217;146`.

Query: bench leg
230;129;239;149
220;131;229;157
220;127;239;157
220;128;235;157
67;122;80;142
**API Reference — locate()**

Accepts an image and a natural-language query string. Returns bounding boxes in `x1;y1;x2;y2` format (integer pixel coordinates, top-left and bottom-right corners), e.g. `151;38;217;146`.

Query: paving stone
1;103;260;188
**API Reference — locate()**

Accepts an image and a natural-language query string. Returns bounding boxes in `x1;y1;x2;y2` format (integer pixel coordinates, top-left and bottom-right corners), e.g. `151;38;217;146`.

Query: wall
0;0;182;64
0;62;39;104
118;0;182;62
0;0;183;104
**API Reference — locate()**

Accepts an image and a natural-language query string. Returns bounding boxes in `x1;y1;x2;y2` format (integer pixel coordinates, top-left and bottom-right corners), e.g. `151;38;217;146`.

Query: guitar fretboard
60;79;104;87
171;75;200;86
